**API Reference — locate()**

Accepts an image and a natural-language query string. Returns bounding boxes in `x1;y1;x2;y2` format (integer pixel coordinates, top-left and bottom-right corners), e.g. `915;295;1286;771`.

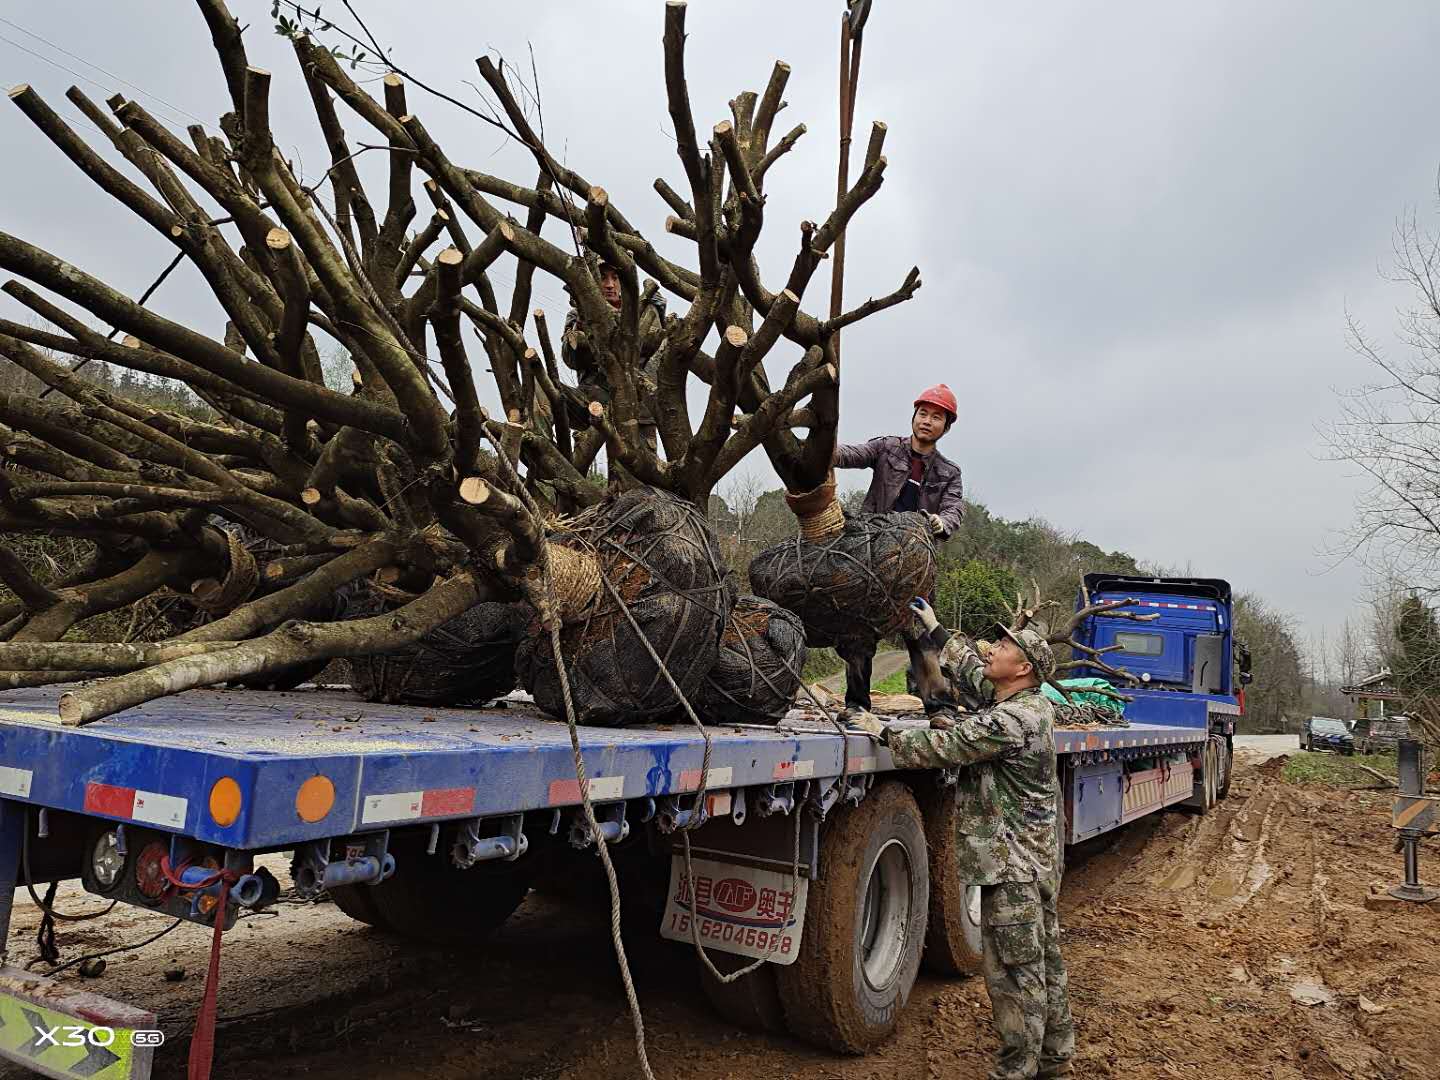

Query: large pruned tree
0;0;919;723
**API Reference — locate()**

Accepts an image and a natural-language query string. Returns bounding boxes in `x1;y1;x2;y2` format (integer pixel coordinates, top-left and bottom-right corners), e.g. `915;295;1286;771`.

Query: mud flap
0;967;157;1079
660;855;809;965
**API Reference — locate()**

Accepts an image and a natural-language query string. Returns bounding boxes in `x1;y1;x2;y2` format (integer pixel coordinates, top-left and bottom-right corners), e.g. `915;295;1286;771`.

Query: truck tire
1214;736;1233;802
368;845;533;945
775;782;929;1053
328;882;392;930
1189;741;1217;814
916;784;982;976
1204;742;1218;810
698;950;787;1034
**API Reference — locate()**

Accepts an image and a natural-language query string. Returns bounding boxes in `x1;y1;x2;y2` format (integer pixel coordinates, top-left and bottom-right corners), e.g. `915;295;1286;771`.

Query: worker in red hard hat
831;386;963;713
833;383;964;538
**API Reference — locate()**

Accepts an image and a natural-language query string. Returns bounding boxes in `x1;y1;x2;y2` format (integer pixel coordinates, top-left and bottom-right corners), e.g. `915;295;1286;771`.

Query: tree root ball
748;510;936;649
348;592;528;706
698;595;807;724
516;486;736;726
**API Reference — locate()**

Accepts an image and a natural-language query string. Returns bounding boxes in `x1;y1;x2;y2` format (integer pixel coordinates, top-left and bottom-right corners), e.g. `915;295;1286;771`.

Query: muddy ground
3;748;1437;1080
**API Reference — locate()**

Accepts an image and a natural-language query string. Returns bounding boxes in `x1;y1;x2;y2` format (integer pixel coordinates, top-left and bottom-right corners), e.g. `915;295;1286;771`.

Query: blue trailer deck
0;686;896;849
0;684;1220;850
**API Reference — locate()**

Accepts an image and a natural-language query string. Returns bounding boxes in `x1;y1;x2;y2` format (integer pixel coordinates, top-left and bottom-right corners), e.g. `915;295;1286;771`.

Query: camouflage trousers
980;876;1075;1080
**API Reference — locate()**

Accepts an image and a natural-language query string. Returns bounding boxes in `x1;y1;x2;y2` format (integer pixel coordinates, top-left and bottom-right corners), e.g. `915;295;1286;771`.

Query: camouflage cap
991;623;1056;682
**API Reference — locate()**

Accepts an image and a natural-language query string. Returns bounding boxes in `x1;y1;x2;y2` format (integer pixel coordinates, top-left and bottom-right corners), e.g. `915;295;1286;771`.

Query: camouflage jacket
886;636;1059;886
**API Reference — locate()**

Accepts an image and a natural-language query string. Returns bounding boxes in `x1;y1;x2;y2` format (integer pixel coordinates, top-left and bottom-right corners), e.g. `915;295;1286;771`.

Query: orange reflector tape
1393;795;1439;831
296;775;336;823
208;777;242;827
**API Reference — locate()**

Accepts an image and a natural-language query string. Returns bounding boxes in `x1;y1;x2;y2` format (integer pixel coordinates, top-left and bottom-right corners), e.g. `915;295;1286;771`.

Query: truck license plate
660;855;808;965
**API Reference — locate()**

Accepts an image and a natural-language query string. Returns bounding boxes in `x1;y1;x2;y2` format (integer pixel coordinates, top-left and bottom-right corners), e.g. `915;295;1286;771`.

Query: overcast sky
4;1;1440;648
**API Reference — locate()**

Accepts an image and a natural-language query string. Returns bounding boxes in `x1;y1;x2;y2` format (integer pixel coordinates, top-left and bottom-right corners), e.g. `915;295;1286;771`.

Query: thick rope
596;571;852;985
479;439;656;1080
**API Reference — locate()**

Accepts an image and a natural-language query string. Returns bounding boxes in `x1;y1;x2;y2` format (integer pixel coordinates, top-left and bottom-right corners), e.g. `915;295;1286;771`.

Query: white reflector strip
0;766;31;799
131;789;187;828
361;791;423;824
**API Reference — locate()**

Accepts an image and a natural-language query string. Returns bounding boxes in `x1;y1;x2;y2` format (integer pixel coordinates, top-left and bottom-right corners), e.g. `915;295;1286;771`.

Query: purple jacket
834;435;964;537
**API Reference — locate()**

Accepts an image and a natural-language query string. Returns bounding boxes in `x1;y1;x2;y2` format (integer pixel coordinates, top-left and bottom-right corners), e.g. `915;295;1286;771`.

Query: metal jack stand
1389;738;1440;903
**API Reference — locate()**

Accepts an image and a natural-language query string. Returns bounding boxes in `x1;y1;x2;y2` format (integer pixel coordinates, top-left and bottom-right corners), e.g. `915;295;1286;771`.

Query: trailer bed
0;685;1220;850
0;686;889;849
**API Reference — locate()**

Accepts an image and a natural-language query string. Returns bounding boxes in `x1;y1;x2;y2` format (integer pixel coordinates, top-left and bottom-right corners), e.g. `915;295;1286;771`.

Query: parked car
1301;716;1355;755
1360;715;1412;755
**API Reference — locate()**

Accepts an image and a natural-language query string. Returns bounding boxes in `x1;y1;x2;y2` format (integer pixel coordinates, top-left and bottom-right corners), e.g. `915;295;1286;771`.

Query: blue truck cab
1057;574;1245;843
1074;574;1238;697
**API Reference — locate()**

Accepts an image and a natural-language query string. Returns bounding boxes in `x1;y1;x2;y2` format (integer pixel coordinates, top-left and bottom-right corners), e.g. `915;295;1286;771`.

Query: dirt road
4;755;1436;1080
1234;733;1301;761
817;648;908;694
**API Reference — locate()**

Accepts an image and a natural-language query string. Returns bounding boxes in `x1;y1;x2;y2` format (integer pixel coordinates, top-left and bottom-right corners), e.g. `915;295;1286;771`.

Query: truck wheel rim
859;838;912;990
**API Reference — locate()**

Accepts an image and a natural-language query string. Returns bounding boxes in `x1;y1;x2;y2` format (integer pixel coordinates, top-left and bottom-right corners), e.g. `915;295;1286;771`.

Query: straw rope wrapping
594;569;831;990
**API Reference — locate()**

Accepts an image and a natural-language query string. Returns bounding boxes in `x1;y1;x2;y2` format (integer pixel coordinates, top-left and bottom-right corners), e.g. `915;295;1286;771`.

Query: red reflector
83;782;135;818
420;787;474;816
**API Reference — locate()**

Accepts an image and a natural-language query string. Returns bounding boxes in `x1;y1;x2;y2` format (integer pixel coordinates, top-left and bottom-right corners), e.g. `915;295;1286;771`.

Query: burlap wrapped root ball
749;510;936;649
698;596;807;724
516;486;736;726
347;587;528;706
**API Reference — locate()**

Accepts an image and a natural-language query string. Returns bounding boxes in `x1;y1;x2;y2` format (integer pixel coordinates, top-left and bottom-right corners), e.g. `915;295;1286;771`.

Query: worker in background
832;384;964;539
848;601;1076;1080
561;259;666;450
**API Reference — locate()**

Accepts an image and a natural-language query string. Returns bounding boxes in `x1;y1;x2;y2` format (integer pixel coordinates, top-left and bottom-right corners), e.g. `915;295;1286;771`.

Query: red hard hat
913;384;957;420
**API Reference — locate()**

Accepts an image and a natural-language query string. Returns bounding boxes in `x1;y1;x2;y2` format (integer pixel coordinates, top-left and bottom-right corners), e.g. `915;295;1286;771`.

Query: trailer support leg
0;800;24;966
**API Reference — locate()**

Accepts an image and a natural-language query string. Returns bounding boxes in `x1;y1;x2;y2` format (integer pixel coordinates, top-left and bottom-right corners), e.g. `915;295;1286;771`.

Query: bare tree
0;0;919;722
1326;202;1440;592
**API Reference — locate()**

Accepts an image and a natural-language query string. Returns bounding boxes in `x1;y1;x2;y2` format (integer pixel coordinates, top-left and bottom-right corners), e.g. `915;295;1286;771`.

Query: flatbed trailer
0;574;1246;1076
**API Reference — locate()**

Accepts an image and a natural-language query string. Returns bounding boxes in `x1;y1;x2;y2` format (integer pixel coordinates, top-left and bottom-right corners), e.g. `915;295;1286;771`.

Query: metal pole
830;4;868;367
830;14;853;340
1389;737;1439;903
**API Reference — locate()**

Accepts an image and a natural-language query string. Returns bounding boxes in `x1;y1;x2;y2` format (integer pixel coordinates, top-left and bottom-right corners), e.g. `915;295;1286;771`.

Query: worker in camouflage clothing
847;600;1075;1080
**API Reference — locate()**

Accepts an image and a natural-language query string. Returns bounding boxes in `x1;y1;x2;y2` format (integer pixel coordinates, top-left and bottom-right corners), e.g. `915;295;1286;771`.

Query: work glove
909;596;940;633
926;512;947;537
842;708;888;741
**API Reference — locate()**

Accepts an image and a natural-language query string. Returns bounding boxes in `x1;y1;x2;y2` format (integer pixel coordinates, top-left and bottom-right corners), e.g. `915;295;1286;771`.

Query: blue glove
909;596;939;632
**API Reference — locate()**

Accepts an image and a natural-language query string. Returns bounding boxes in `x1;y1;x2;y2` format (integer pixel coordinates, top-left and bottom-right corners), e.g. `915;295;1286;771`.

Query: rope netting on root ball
515;486;736;726
748;508;936;651
344;585;528;707
697;595;807;724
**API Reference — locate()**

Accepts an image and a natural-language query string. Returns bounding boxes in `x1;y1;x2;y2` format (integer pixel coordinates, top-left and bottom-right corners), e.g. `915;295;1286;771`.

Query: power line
0;16;201;126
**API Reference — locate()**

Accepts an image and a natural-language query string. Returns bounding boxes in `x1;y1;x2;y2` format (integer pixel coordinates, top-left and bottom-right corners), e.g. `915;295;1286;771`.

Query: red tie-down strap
159;858;240;1080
